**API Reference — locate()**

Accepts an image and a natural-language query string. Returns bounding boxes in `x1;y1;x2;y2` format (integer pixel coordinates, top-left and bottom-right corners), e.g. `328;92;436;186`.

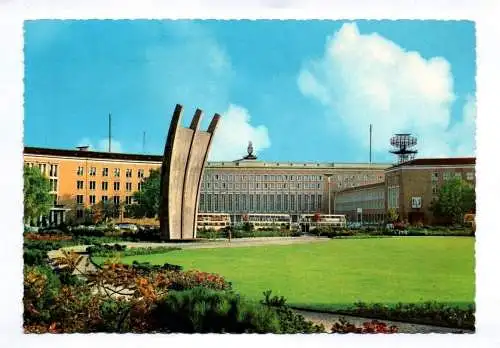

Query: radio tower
390;133;418;164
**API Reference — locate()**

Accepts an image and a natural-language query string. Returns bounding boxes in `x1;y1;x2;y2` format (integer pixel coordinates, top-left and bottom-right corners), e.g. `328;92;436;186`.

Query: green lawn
94;237;475;311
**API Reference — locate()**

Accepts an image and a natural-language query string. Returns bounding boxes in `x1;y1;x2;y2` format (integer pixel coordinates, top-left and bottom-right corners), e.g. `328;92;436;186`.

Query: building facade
199;158;389;222
385;158;476;224
334;182;386;224
24;147;162;224
23;146;390;225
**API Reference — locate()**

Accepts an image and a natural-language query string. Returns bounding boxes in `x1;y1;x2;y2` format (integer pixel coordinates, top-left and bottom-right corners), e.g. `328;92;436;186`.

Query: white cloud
209;104;271;161
76;138;124;153
298;22;474;159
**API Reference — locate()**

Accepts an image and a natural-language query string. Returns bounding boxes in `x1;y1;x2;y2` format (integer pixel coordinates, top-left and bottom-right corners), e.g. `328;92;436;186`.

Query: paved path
293;309;473;334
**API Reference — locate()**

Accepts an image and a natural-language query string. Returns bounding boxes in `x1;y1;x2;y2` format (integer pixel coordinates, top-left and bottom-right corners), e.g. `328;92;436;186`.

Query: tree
430;177;476;225
387;209;399;223
24;165;53;225
128;169;161;218
92;200;121;223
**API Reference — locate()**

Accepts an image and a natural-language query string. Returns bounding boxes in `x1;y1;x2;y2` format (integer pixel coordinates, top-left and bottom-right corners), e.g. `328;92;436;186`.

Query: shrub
23;265;62;325
131;261;183;273
167;269;232;291
261;290;325;333
151;287;282;333
348;301;475;330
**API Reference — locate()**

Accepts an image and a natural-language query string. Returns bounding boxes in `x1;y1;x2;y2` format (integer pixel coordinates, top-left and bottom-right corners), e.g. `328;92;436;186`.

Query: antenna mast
108;113;112;153
369;124;372;164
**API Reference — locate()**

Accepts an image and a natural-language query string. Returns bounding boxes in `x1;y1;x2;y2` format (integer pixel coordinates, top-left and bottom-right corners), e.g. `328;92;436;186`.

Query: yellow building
23;146;391;225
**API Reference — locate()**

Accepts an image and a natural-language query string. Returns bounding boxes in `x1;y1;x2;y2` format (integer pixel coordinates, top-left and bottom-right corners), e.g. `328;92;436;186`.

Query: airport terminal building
23;146;389;224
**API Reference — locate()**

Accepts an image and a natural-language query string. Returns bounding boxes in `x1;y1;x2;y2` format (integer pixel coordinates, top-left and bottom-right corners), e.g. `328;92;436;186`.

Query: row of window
76;195;135;205
202;182;324;191
336;199;385;211
204;173;383;183
76;180;142;192
77;167;146;178
432;171;474;181
199;193;323;213
25;163;59;177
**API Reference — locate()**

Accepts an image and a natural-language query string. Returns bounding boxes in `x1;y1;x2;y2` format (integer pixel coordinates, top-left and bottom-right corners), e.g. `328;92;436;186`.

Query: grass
93;237;475;311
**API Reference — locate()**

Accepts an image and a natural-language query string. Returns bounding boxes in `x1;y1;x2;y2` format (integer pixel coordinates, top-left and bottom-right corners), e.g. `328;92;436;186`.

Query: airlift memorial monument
159;104;220;240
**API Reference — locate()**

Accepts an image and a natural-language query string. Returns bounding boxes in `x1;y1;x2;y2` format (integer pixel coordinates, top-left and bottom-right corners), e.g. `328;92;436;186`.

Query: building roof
389;157;476;169
24;146;164;163
24;146;392;169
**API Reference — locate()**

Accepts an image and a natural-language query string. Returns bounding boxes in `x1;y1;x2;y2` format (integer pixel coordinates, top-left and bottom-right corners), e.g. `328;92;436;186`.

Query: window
77;166;84;176
77;180;84;190
138;169;144;178
102;181;108;190
48;179;57;192
38;163;46;175
76;209;84;219
126;169;132;178
113;196;120;205
125;196;133;205
89;195;96;205
466;172;474;181
49;164;58;177
443;171;453;181
114;168;120;177
51;194;58;206
432;185;438;195
455;172;462;179
89;181;96;190
138;182;143;191
114;182;120;191
431;172;439;181
126;182;132;191
102;195;108;202
102;168;109;177
89;167;96;176
76;195;84;205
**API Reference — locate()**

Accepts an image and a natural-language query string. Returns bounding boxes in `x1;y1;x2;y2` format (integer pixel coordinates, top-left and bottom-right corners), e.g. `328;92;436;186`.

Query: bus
197;213;232;231
241;213;292;230
299;214;347;232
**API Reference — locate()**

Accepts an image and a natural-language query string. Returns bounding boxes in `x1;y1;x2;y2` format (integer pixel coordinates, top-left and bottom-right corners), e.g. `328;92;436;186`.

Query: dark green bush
24;248;47;266
151;287;281;333
348;301;475;330
131;261;183;273
260;290;325;333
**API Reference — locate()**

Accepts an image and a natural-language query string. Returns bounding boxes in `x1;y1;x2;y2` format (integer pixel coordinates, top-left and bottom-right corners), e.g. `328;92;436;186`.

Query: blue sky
24;20;476;163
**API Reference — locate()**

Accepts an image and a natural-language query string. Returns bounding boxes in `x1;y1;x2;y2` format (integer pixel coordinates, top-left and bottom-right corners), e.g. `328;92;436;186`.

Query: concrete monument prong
159;104;220;240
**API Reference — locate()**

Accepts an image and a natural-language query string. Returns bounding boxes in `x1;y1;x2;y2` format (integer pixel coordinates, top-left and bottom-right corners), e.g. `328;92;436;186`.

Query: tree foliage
24;165;52;225
430;177;476;224
126;169;161;218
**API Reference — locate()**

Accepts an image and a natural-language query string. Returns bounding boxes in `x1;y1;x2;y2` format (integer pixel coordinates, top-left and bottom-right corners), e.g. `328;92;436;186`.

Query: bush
347;301;475;330
131;261;183;273
167;269;232;291
151;287;282;333
261;290;325;333
24;265;62;325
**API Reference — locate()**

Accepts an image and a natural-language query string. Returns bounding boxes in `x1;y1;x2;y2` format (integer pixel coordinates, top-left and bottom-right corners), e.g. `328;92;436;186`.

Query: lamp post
325;174;332;215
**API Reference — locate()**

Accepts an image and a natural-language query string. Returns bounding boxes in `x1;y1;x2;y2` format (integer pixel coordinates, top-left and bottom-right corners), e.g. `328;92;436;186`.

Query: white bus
197;213;232;231
299;214;347;232
242;213;292;230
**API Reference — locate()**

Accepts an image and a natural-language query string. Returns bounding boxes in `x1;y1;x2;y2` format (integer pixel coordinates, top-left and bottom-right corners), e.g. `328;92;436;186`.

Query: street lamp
325;174;332;215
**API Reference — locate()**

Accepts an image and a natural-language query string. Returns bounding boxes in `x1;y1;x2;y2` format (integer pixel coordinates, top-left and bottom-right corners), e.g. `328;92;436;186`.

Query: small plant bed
87;244;181;258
